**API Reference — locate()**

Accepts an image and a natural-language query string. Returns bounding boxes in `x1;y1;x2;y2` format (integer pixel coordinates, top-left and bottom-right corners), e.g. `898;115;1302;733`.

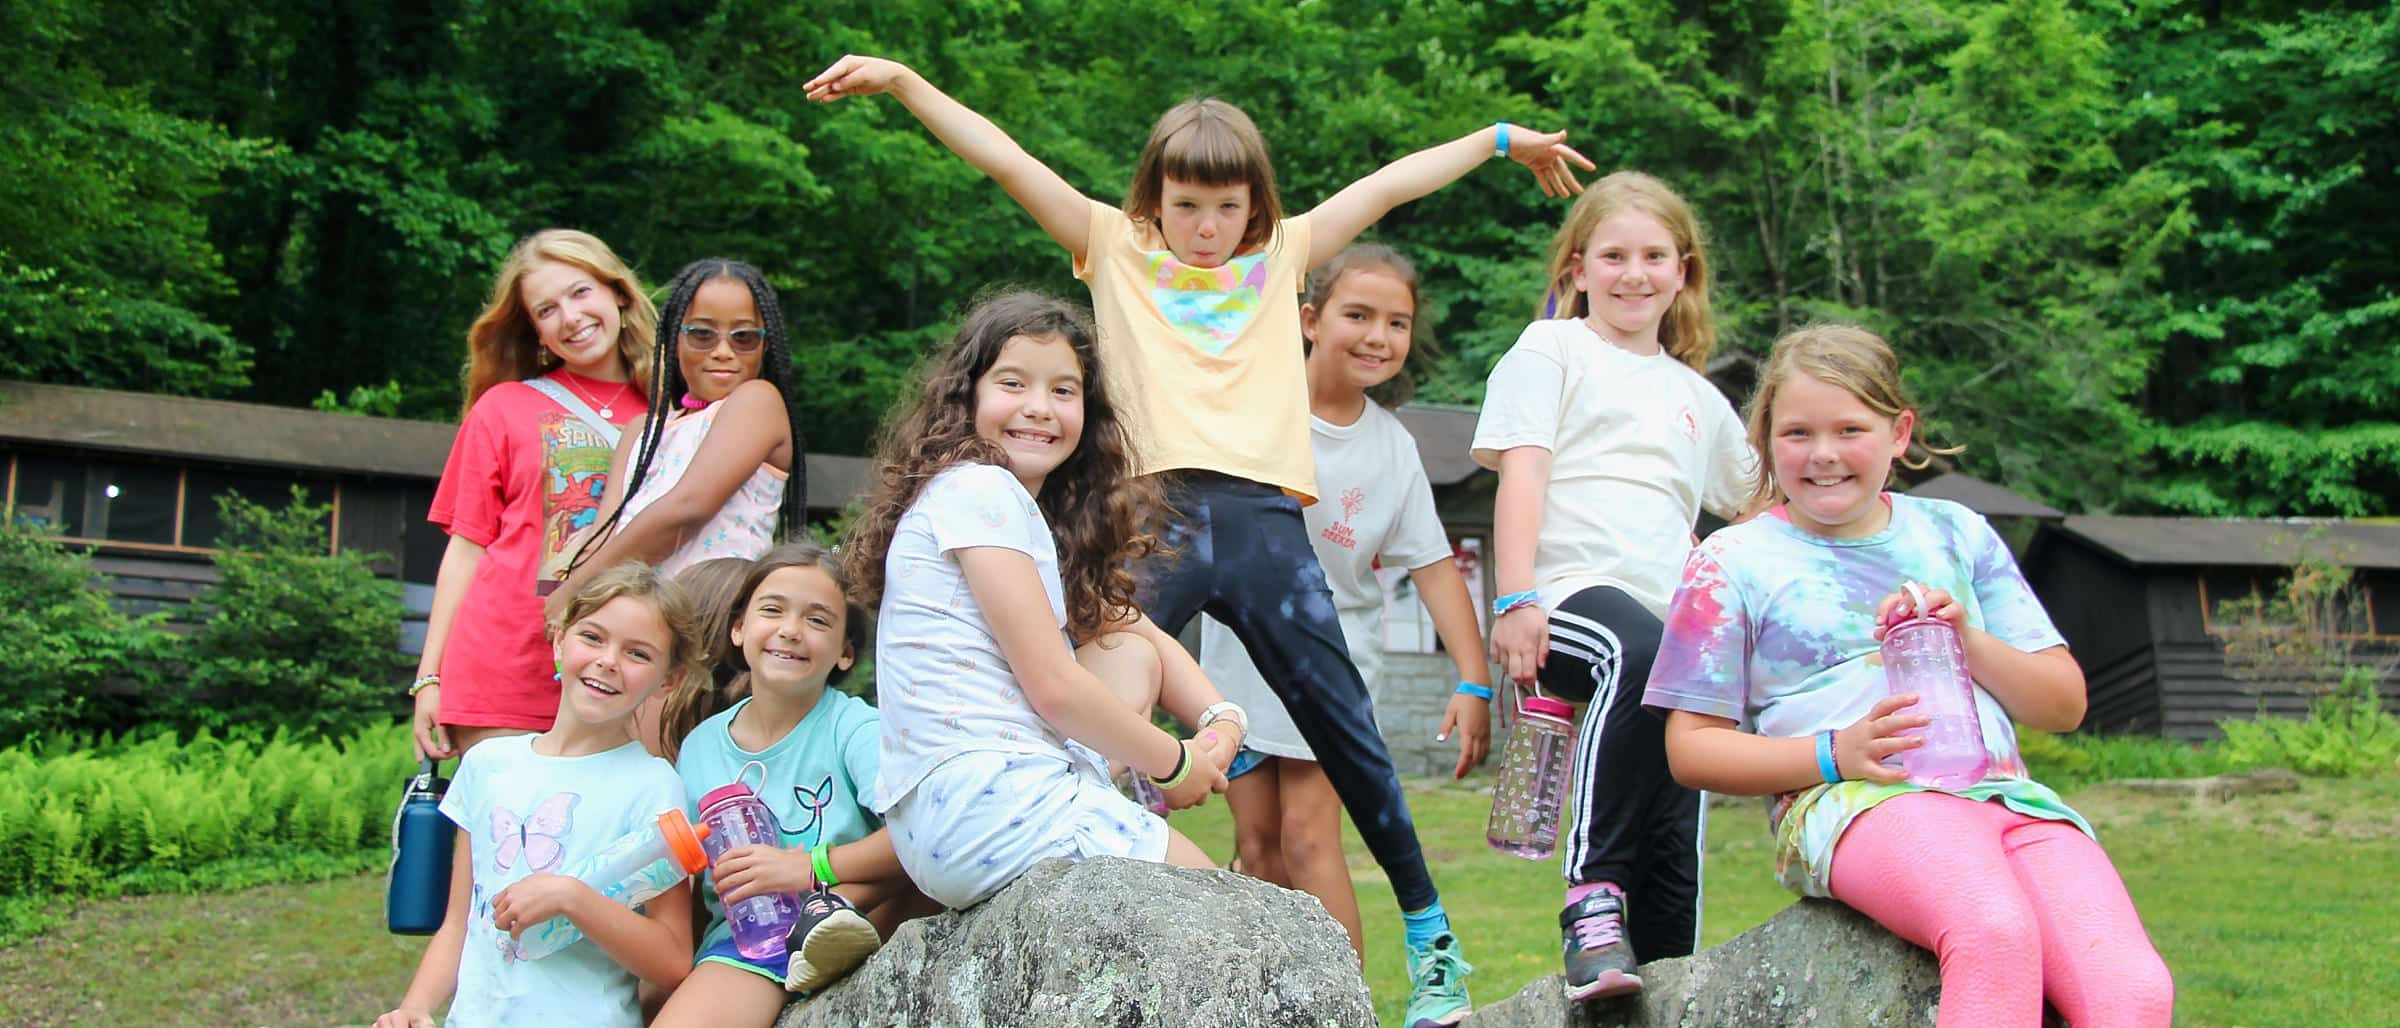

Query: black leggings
1536;585;1703;962
1137;473;1438;912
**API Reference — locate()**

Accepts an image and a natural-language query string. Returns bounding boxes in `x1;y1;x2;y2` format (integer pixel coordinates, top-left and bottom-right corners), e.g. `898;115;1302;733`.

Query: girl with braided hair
544;259;806;643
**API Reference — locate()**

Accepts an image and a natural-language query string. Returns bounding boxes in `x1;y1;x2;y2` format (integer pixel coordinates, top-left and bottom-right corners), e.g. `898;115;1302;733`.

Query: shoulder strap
523;376;622;447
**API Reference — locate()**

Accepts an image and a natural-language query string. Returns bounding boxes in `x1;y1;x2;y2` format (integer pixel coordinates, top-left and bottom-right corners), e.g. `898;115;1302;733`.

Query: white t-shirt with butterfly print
437;734;684;1028
675;691;880;952
869;462;1093;814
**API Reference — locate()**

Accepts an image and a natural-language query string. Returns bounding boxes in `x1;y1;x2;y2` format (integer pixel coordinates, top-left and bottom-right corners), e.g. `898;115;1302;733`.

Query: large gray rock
777;856;1375;1028
1464;900;1950;1027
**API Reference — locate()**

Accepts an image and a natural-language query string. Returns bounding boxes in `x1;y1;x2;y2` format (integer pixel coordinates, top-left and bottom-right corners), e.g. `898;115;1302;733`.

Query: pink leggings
1828;792;2173;1028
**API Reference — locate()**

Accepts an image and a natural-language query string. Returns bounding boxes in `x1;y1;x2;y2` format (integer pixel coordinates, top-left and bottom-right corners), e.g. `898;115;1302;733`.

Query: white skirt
886;749;1170;909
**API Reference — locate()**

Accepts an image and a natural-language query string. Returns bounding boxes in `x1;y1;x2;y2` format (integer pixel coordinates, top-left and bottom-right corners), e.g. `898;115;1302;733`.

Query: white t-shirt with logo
1470;318;1756;619
869;463;1088;813
1199;399;1453;758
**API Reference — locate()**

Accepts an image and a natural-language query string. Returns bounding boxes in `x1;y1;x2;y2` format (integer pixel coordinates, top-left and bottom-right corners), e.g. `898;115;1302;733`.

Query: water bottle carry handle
729;760;798;837
1902;581;1931;619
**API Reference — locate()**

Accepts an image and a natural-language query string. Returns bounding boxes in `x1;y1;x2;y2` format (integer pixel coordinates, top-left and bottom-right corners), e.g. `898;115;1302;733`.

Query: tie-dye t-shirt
1643;494;2092;897
1074;200;1319;500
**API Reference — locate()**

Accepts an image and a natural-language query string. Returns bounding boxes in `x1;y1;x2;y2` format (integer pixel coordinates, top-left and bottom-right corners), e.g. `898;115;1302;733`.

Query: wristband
1455;682;1495;701
1816;730;1842;784
1198;701;1248;737
1494;121;1512;158
811;842;839;889
409;674;441;697
1492;590;1541;618
1149;743;1193;791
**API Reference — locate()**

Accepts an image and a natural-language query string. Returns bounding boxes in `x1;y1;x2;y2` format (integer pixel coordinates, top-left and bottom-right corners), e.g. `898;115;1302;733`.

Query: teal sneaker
1403;931;1474;1027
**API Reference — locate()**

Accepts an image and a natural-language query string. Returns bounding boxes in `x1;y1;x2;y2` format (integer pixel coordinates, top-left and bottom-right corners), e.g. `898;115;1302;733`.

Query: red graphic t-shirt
427;372;646;730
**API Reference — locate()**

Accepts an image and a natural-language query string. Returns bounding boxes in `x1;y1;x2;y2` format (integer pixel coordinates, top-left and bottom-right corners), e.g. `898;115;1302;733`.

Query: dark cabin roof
2035;516;2400;571
1906;473;2064;519
0;381;870;508
1392;403;1483;487
1;380;460;478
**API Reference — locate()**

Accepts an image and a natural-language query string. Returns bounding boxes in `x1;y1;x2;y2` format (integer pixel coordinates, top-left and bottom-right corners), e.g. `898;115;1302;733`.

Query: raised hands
1501;126;1598;198
805;55;915;103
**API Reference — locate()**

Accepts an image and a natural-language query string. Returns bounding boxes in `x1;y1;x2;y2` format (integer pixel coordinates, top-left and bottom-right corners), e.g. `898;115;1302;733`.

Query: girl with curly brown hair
841;290;1249;910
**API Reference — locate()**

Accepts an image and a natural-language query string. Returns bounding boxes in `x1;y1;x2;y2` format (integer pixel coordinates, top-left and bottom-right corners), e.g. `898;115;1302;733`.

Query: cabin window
1;453;335;555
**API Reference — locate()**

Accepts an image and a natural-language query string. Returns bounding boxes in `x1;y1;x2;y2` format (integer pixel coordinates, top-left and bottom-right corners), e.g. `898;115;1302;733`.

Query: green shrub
0;723;411;904
0;520;177;743
2218;668;2400;778
2020;727;2241;791
180;488;406;738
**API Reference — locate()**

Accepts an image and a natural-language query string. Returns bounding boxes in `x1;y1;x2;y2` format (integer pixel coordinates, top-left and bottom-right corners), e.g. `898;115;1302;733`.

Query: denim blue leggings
1137;473;1437;911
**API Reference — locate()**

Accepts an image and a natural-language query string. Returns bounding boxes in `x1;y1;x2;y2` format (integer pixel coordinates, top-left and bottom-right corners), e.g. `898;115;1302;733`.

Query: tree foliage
0;0;2391;515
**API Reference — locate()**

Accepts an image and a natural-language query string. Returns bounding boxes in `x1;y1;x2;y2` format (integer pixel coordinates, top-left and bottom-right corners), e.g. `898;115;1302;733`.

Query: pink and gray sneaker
1561;888;1643;1001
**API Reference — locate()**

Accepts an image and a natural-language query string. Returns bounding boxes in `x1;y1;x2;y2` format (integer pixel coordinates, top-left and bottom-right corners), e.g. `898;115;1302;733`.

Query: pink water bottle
1881;583;1991;790
697;765;803;961
1486;693;1578;859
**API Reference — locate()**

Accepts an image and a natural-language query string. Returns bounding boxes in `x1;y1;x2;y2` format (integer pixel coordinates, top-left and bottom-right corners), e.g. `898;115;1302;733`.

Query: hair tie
679;393;707;411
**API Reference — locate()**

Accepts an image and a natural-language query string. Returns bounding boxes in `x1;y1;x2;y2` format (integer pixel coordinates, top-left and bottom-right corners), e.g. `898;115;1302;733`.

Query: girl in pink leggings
1643;324;2172;1027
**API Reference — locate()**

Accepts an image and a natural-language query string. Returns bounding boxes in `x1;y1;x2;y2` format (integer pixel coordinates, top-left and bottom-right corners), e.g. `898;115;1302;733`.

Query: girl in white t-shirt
1202;244;1493;960
840;290;1247;911
1469;172;1757;1002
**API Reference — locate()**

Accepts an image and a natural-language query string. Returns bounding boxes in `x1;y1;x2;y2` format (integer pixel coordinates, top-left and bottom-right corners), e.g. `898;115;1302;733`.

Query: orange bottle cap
658;808;712;874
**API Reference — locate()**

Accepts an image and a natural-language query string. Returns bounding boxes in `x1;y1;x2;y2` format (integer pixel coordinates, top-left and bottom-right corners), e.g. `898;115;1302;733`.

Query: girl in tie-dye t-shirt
1645;325;2170;1027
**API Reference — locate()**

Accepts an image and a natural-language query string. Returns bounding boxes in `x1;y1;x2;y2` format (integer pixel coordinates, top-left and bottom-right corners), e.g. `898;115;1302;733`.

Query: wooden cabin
2020;516;2400;740
0;381;868;656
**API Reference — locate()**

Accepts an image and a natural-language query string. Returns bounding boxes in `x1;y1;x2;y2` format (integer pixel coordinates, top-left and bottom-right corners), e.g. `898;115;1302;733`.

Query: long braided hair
562;259;808;578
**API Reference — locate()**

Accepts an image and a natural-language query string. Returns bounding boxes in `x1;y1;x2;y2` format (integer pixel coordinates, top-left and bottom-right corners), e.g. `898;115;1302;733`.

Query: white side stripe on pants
1547;607;1620;878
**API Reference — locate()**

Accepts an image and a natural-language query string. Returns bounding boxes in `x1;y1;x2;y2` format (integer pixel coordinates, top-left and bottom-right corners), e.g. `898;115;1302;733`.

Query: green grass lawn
0;776;2389;1027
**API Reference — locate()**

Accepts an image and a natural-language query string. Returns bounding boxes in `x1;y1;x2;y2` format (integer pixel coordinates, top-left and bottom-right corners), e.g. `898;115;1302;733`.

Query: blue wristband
1816;730;1842;784
1494;121;1511;158
1455;682;1495;701
1492;590;1541;618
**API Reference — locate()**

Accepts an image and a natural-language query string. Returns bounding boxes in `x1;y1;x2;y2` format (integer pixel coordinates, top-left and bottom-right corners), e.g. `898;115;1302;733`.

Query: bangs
1156;118;1265;189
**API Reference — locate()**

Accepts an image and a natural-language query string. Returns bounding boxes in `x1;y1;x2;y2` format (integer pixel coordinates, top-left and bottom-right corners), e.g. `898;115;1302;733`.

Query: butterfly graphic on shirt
491;792;579;873
787;775;836;840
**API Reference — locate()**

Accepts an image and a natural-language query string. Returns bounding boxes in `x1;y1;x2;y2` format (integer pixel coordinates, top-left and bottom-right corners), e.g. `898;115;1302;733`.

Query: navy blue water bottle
386;757;454;935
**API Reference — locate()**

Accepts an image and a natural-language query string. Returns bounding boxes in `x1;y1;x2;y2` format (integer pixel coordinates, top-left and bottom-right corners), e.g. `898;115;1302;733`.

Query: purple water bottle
697;764;803;961
1487;692;1578;859
1881;583;1991;790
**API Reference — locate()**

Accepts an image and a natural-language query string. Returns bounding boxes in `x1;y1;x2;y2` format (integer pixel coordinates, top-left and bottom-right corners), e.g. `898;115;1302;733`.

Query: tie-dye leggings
1137;473;1438;912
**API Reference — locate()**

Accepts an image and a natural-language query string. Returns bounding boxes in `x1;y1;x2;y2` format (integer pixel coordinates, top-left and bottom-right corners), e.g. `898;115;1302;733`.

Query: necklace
559;371;632;420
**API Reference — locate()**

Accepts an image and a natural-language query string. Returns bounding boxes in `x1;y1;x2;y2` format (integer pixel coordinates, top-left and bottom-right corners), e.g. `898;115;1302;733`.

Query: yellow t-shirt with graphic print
1072;199;1318;502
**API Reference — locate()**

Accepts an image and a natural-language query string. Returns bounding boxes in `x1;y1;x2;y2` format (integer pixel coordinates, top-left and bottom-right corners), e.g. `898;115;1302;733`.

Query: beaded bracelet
408;674;441;697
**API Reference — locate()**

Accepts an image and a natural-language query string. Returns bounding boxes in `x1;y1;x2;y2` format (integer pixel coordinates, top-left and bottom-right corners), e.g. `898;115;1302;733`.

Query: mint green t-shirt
676;691;881;951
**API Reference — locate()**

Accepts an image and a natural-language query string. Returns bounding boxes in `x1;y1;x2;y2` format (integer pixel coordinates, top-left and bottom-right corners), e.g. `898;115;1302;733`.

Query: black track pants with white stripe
1537;585;1703;963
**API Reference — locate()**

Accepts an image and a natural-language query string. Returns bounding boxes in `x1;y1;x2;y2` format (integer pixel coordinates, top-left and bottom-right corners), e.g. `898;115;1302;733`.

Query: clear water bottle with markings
1882;583;1991;790
1486;693;1578;859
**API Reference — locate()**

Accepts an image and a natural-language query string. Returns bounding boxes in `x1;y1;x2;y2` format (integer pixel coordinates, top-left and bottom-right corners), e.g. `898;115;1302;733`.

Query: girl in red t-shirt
410;229;660;760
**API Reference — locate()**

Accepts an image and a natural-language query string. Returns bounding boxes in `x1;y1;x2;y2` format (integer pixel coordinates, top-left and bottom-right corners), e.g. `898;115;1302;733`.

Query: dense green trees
2;0;2392;515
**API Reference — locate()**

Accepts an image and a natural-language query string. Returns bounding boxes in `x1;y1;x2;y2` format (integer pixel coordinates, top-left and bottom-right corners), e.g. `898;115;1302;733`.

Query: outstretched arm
807;55;1094;263
1306;124;1594;266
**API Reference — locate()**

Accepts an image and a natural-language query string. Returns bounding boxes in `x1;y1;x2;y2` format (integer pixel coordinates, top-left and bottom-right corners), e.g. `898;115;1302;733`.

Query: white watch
1198;701;1248;735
